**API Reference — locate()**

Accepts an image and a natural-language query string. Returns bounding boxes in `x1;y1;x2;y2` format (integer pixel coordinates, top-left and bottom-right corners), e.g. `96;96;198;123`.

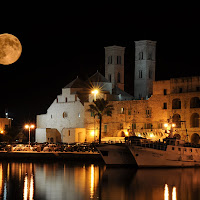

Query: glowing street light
91;89;98;101
24;124;35;147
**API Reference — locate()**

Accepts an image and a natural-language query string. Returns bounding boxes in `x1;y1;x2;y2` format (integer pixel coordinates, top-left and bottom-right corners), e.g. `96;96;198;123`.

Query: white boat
96;143;137;166
128;137;200;168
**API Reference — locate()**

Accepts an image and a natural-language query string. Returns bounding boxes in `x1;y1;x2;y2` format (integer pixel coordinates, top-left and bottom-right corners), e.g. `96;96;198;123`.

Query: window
190;113;199;128
63;112;67;118
146;109;151;117
139;70;142;78
117;72;120;83
163;103;167;109
65;97;67;102
197;87;200;91
51;115;53;119
68;130;70;136
132;123;136;130
91;112;94;117
172;147;175;150
104;124;107;133
120;108;125;114
164;89;167;95
57;98;58;103
117;56;121;64
179;88;183;93
172;114;181;128
108;56;112;64
120;123;123;129
139;52;143;60
128;109;131;115
109;74;112;82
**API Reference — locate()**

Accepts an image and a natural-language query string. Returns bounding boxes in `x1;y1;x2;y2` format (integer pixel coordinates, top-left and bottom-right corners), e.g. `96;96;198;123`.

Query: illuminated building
36;40;200;144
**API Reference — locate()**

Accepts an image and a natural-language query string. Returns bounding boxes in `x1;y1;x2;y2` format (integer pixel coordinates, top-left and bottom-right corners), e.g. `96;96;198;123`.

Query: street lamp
91;89;98;101
164;118;176;138
24;124;35;147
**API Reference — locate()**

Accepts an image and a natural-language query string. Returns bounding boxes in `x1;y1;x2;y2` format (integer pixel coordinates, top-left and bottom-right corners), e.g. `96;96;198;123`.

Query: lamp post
164;118;176;138
25;124;35;147
91;89;99;142
91;89;98;101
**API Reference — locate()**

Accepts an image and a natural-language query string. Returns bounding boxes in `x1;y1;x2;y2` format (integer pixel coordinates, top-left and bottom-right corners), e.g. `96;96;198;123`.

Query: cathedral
36;40;200;144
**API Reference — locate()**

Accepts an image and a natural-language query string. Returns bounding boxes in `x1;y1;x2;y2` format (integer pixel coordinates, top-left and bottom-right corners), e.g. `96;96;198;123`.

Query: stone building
0;118;12;134
36;40;200;144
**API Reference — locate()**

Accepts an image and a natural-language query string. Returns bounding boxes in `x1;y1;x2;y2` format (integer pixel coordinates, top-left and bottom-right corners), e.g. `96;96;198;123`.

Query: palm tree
87;98;114;144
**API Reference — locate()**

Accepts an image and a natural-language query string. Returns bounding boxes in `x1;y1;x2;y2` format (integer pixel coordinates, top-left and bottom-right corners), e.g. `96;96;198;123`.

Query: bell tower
104;45;125;91
134;40;156;99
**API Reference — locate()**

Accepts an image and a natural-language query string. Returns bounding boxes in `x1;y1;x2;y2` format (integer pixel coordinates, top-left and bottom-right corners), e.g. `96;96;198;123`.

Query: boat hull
129;145;200;168
96;144;137;166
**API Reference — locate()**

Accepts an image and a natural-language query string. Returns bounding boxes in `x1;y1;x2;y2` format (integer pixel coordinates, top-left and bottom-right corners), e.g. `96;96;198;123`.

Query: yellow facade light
164;123;168;128
172;123;176;127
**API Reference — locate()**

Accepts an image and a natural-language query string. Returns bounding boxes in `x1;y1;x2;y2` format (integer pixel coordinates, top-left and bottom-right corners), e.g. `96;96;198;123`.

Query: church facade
36;40;200;144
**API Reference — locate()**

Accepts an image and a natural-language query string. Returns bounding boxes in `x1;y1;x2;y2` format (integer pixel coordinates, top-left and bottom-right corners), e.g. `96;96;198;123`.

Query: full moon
0;33;22;65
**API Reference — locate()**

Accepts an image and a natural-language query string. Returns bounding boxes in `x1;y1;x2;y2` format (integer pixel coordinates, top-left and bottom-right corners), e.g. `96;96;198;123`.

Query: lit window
78;113;80;118
120;108;124;114
63;112;67;118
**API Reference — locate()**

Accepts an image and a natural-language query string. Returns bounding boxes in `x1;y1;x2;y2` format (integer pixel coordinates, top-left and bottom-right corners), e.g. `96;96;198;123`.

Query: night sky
0;7;199;127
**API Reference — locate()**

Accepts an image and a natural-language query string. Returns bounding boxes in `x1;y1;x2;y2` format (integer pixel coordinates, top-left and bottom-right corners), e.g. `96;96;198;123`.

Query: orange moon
0;33;22;65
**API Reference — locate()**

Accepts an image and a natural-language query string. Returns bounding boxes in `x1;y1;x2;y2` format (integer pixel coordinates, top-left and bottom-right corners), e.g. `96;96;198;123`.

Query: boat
96;143;137;166
127;136;200;167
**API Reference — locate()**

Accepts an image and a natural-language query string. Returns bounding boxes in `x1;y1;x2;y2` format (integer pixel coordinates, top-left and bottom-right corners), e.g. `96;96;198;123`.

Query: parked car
43;144;57;152
12;144;25;151
22;145;34;151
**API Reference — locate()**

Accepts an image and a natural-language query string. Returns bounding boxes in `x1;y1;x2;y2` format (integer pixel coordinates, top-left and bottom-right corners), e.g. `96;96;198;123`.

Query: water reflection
164;184;169;200
1;161;200;200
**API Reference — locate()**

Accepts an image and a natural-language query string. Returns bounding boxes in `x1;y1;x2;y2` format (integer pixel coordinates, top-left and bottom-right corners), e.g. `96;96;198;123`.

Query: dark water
0;161;200;200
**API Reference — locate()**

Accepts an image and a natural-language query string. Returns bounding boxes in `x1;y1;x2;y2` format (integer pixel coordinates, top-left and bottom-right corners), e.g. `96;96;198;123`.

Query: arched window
172;114;181;128
190;113;199;127
191;133;200;144
172;98;181;109
190;97;200;108
117;72;120;83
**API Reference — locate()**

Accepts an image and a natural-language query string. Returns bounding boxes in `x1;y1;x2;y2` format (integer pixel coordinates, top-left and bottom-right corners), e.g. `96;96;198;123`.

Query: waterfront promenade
0;150;102;162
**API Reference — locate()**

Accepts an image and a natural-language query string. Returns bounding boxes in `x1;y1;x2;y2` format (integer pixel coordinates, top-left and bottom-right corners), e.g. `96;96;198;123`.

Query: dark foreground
1;160;200;200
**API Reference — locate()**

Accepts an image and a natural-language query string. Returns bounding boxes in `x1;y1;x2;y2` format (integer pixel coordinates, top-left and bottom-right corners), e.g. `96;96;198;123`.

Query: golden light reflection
90;164;94;198
23;173;34;200
24;175;28;200
0;164;2;196
172;186;177;200
164;184;169;200
29;174;34;200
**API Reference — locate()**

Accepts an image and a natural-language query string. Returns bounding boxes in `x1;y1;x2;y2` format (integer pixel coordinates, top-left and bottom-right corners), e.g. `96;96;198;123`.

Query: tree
87;98;114;144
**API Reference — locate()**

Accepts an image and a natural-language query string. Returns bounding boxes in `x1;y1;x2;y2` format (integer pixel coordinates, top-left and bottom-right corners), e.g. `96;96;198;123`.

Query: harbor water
0;161;200;200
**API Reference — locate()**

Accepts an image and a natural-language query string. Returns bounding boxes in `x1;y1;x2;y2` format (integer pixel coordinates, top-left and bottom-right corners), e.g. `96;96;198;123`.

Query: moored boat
96;143;137;166
127;137;200;168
